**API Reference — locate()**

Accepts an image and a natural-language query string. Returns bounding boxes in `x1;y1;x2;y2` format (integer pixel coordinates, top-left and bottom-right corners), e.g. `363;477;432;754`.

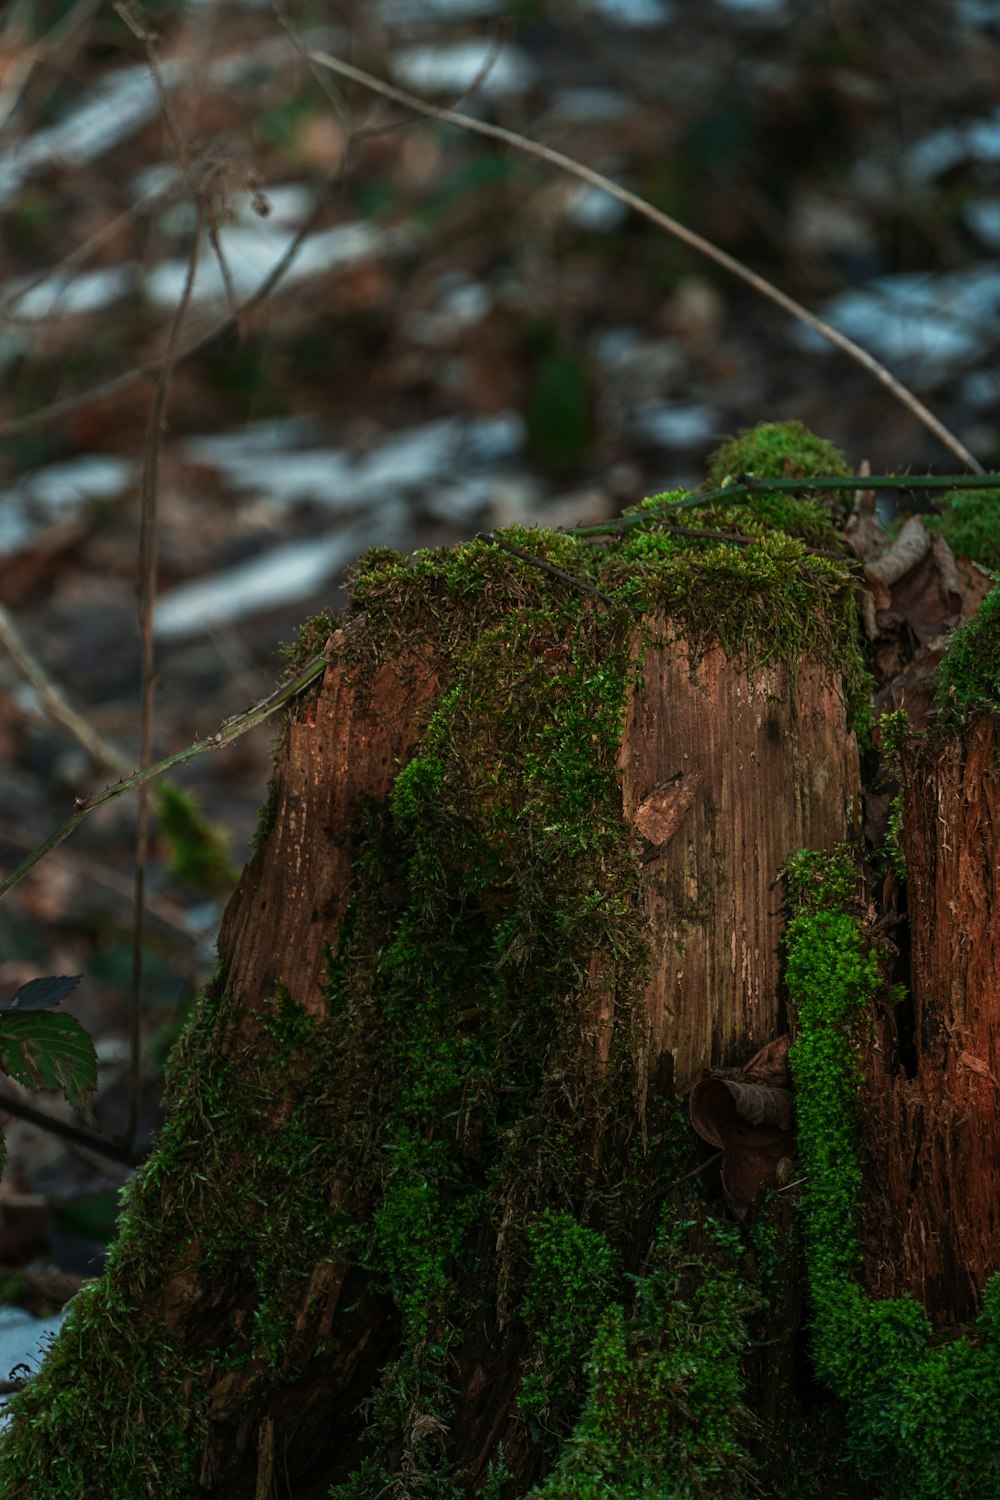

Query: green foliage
785;850;1000;1498
519;1211;618;1420
924;488;1000;568
154;781;239;895
0;1012;97;1156
704;420;852;545
936;578;1000;716
529;1217;757;1499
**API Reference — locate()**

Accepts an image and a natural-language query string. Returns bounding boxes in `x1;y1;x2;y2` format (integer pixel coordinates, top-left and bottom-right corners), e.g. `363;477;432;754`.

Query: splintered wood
862;715;999;1321
619;616;861;1093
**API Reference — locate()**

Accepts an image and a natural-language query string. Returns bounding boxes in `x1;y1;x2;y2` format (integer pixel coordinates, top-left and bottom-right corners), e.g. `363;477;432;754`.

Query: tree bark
862;714;999;1320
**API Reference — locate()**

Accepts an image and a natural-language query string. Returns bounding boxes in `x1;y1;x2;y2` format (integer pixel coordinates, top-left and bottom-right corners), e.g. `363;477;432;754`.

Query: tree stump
0;521;867;1498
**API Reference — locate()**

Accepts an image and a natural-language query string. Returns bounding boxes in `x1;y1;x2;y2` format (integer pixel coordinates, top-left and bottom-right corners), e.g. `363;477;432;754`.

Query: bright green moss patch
529;1216;757;1499
925;488;1000;568
519;1211;619;1421
937;578;1000;716
703;420;852;546
785;849;1000;1498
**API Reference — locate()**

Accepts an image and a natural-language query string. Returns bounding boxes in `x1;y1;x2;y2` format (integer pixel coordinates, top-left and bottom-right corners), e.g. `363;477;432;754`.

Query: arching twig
0;652;328;904
306;48;984;476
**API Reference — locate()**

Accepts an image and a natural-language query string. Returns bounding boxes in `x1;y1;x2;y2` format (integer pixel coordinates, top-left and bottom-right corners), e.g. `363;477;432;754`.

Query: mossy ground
0;423;910;1498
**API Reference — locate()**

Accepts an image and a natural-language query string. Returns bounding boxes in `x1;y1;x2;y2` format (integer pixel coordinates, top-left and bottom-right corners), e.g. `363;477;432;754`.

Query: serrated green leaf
0;1012;97;1121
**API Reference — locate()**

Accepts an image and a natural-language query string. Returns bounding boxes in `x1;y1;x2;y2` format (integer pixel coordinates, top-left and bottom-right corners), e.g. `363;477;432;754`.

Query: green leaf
0;1012;97;1121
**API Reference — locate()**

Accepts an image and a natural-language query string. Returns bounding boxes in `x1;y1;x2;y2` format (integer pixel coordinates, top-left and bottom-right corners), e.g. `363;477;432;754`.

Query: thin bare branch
115;2;242;327
568;470;1000;537
306;48;985;476
0;651;328;904
0;603;131;775
120;193;204;1150
477;532;617;605
0;186;330;441
0;179;182;326
0;1088;142;1165
0;0;105;136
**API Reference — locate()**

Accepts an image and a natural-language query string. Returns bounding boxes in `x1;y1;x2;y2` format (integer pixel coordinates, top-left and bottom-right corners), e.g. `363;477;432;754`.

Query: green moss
703;420;852;546
0;1280;205;1498
518;1211;618;1421
608;529;867;724
528;1216;757;1499
784;850;1000;1498
0;981;348;1494
280;606;339;673
937;579;1000;717
876;709;910;879
925;489;1000;569
154;781;240;894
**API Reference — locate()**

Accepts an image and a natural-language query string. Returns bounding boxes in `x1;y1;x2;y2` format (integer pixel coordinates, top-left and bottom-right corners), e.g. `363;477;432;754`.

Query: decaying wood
621;619;862;1093
218;646;440;1018
862;715;999;1321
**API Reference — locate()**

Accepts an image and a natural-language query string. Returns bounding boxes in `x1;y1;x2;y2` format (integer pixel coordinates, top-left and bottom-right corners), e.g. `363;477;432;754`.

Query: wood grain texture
620;619;862;1092
218;648;440;1016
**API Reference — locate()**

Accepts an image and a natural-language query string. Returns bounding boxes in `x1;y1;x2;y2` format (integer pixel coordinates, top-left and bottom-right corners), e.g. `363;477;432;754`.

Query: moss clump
937;579;1000;717
925;489;1000;569
154;781;240;895
528;1216;757;1499
0;1279;206;1498
703;420;852;546
324;543;657;1495
518;1211;619;1422
0;980;344;1497
784;849;1000;1498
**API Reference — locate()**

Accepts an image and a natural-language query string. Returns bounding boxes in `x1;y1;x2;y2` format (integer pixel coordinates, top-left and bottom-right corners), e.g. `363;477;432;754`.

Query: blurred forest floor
0;0;998;1299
